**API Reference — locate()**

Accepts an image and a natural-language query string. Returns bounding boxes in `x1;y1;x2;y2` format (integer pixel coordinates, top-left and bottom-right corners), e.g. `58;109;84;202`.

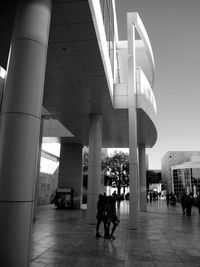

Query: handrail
136;67;157;113
132;13;155;88
88;0;114;101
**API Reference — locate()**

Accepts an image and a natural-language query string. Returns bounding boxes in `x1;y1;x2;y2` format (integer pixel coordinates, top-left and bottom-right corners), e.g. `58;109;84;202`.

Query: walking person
104;196;120;239
185;193;193;216
196;192;200;215
180;191;187;214
96;194;106;238
166;192;170;206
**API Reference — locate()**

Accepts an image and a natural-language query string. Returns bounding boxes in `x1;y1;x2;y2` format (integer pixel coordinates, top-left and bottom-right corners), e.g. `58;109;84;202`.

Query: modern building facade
161;151;200;194
0;1;157;266
171;155;200;198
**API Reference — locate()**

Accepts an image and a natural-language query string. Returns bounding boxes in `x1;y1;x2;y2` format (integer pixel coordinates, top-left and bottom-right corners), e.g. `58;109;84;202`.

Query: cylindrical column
127;13;138;229
33;117;44;220
0;1;51;266
86;114;102;224
139;144;147;212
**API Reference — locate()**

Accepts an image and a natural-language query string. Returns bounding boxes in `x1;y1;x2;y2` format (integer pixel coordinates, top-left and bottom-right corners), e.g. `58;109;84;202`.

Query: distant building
146;169;162;192
172;155;200;197
161;151;200;194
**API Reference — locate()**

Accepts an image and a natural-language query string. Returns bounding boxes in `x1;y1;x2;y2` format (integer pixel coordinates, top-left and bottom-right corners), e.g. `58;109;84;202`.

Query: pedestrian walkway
31;200;200;267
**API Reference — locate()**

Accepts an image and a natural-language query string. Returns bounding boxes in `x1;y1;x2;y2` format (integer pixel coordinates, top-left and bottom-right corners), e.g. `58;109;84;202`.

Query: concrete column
58;143;83;209
139;144;147;212
0;1;51;266
33;117;44;220
86;114;102;224
127;13;138;229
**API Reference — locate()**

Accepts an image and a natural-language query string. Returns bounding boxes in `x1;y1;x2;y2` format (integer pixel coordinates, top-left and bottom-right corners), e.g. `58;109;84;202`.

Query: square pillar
139;144;147;212
127;13;138;229
86;114;102;224
58;143;83;209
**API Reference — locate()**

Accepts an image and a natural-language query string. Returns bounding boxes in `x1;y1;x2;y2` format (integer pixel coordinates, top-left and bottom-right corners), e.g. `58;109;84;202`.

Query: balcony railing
88;0;118;99
99;0;118;83
89;2;155;104
136;67;157;114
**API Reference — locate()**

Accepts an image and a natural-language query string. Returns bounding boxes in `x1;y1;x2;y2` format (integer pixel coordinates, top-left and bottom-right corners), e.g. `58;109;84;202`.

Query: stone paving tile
31;200;200;267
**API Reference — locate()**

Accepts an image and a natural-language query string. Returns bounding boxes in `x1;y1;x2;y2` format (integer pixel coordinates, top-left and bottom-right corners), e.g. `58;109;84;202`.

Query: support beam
86;114;102;224
33;117;44;220
127;13;138;229
58;143;83;209
139;144;147;212
0;1;51;266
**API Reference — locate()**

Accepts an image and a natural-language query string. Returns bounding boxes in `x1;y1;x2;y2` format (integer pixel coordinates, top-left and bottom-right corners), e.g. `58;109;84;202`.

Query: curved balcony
113;67;157;147
136;68;157;147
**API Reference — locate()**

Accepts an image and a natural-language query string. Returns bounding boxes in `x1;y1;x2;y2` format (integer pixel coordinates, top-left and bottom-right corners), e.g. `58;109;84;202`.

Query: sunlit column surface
87;114;102;224
33;117;44;220
127;13;138;229
0;0;51;266
139;143;147;212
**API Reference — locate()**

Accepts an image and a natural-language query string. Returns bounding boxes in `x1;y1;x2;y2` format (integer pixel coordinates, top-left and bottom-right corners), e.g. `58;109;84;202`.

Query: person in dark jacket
185;193;193;216
180;192;187;214
96;194;106;237
103;196;120;239
196;192;200;215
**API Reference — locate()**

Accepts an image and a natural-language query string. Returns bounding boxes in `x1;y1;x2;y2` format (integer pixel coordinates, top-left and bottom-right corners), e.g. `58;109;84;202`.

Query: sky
115;0;200;169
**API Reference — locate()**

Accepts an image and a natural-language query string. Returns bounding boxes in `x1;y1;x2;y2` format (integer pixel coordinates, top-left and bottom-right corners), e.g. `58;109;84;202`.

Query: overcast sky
115;0;200;169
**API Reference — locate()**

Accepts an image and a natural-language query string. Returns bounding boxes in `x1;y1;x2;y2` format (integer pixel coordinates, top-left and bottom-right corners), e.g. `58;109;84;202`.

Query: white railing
88;0;119;101
132;13;155;88
136;67;157;113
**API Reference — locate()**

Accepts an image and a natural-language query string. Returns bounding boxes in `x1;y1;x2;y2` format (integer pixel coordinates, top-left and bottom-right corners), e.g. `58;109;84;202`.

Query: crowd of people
146;189;200;216
166;192;177;206
146;190;161;203
95;189;200;239
179;191;200;216
165;191;200;216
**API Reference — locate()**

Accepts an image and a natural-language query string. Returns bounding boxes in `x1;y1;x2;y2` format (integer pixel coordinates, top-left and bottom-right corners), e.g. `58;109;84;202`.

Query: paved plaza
31;199;200;267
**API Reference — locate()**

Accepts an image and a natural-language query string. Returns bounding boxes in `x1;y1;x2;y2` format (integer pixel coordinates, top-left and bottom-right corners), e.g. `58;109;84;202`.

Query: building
146;169;162;192
0;1;157;266
161;151;200;193
171;154;200;198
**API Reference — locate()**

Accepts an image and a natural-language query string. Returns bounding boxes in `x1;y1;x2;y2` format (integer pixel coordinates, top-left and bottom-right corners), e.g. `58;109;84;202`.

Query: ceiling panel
74;40;100;55
58;55;82;67
49;25;72;43
59;2;92;23
50;42;77;56
51;77;72;86
67;23;96;41
70;76;89;85
51;4;65;25
64;67;85;76
84;66;105;76
79;54;102;66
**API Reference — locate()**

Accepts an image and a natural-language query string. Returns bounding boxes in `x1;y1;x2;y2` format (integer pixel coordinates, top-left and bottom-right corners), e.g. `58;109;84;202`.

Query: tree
102;151;129;195
83;146;89;172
